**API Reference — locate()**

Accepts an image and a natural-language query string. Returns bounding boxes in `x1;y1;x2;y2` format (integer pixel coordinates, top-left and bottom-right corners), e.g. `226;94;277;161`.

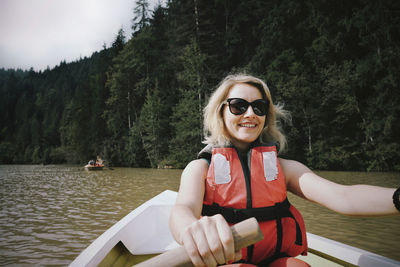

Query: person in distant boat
169;74;399;267
96;156;103;166
88;160;95;166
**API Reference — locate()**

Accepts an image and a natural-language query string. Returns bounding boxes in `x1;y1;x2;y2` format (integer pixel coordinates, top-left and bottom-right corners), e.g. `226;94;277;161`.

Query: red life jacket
201;143;307;265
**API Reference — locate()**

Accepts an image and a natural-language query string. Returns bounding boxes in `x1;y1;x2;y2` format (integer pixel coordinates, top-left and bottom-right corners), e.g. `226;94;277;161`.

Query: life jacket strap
202;198;290;223
202;197;302;246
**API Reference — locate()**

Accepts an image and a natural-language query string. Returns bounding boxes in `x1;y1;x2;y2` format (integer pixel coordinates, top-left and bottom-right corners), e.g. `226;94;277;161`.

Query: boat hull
98;241;155;266
84;165;104;171
70;190;400;267
70;190;179;267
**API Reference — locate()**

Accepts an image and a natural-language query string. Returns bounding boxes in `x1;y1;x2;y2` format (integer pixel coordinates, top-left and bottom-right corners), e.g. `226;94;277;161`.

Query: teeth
240;123;256;128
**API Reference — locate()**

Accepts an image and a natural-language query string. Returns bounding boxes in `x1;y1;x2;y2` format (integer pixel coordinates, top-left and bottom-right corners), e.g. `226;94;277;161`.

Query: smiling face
222;83;266;152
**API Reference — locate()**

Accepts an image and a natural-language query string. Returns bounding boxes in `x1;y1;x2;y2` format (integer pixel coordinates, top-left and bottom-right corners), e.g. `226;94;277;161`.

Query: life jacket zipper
235;147;254;261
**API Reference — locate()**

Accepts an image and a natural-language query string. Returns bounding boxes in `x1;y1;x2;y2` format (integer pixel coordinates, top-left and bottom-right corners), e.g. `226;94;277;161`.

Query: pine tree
137;85;163;167
168;40;206;167
132;0;150;33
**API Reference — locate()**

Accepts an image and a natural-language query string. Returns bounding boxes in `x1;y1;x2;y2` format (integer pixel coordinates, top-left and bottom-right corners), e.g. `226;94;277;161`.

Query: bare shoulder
179;159;209;195
182;159;209;178
278;158;344;202
278;158;315;197
176;159;209;211
278;158;311;177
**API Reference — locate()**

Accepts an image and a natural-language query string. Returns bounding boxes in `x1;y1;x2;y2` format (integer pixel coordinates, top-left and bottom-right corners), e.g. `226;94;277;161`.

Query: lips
239;123;257;128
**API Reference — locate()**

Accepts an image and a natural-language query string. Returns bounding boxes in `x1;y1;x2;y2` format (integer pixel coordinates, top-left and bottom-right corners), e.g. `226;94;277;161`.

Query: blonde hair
203;74;290;153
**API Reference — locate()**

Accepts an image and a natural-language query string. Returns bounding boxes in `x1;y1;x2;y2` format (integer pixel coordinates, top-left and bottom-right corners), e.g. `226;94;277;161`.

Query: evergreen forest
1;0;399;171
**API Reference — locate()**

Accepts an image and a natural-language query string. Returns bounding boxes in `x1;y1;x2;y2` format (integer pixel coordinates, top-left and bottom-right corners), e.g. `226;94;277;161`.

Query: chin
237;135;258;143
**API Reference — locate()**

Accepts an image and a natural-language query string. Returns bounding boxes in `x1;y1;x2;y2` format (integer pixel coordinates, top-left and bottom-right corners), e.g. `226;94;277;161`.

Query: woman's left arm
279;158;399;216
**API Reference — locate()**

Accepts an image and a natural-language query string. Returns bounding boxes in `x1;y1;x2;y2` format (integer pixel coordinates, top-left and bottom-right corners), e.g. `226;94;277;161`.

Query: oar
134;217;263;267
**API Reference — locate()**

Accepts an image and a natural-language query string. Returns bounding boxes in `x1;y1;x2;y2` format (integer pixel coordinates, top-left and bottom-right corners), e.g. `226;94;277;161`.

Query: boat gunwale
70;190;400;267
69;190;177;267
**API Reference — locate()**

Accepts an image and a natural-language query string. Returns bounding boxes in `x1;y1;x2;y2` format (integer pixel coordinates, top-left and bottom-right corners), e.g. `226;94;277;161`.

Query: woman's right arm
170;159;238;267
170;159;207;243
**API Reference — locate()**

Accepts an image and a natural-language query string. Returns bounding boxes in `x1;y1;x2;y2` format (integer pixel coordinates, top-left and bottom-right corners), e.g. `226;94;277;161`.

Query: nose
243;105;256;117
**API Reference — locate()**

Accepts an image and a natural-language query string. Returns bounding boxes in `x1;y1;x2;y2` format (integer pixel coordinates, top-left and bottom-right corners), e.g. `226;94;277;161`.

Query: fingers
193;221;218;267
181;215;237;267
181;223;209;267
214;214;235;263
202;216;226;265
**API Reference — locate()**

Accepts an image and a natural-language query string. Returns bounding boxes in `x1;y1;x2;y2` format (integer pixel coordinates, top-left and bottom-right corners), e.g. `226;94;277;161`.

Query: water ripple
1;166;399;265
0;165;181;266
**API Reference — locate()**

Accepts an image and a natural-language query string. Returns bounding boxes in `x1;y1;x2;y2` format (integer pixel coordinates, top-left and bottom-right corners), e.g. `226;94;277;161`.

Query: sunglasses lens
251;100;268;116
229;99;249;115
227;98;268;116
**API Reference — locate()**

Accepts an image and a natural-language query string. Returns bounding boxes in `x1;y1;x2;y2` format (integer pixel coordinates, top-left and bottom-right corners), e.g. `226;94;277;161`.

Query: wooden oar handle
134;217;263;267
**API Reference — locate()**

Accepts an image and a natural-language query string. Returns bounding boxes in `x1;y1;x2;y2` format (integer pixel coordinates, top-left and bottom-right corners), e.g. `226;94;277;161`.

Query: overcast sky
0;0;162;71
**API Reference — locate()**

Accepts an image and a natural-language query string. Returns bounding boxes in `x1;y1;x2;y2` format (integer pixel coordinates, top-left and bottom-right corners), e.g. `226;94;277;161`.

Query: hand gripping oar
134;217;263;267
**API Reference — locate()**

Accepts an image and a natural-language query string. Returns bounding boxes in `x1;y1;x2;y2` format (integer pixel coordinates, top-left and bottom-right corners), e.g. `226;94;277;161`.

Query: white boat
70;190;400;267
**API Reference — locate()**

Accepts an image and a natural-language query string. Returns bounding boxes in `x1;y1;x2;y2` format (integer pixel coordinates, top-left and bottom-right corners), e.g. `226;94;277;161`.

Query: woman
169;74;399;267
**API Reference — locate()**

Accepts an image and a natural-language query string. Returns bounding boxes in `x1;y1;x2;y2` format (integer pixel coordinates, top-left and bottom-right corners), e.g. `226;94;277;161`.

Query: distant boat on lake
84;158;104;171
84;164;104;171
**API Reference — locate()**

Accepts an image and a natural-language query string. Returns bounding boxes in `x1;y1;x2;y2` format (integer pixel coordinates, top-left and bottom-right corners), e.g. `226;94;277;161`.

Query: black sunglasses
224;98;269;116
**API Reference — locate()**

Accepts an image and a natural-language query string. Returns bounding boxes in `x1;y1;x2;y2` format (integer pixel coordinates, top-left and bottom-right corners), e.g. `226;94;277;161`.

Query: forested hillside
1;0;399;171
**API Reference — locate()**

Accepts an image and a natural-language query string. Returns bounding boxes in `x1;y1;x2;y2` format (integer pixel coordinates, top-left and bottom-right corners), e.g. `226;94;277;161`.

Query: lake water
0;165;399;266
